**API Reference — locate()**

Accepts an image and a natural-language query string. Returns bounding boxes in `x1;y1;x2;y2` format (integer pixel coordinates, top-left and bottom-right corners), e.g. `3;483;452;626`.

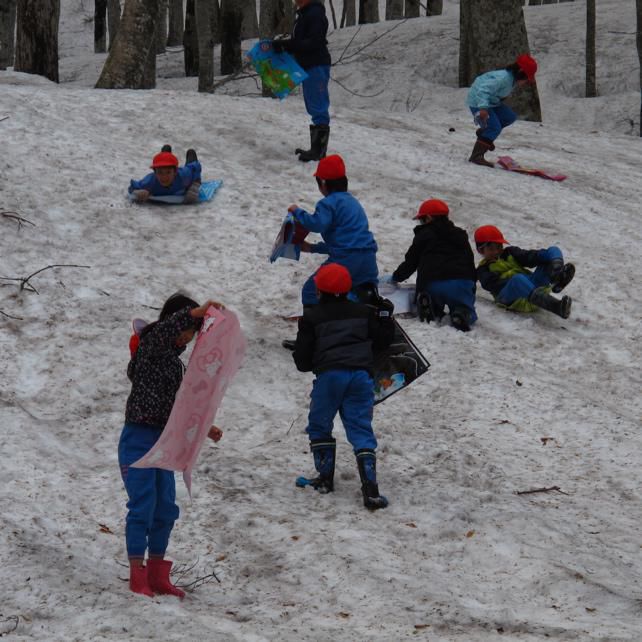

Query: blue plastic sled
128;179;223;204
246;40;308;100
270;213;310;263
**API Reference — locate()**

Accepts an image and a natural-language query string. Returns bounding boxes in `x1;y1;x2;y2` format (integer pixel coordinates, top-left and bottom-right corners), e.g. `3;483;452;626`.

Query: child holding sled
129;146;202;204
466;54;537;167
292;263;394;510
389;198;477;332
474;225;575;318
119;292;224;598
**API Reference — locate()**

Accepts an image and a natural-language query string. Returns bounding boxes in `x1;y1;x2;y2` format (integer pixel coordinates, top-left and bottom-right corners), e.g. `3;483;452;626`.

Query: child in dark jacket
474;225;575;318
129;146;202;203
293;263;394;510
390;198;477;331
119;292;224;598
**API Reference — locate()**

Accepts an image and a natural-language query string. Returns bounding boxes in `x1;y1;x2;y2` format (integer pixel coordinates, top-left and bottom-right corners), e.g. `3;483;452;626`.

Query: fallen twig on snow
1;211;36;230
178;569;221;591
0;615;19;637
0;116;9;123
0;309;23;320
515;486;569;496
0;264;90;293
331;76;385;98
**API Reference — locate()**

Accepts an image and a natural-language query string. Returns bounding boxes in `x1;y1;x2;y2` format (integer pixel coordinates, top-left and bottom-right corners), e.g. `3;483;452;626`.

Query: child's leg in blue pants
426;279;478;324
118;423;179;560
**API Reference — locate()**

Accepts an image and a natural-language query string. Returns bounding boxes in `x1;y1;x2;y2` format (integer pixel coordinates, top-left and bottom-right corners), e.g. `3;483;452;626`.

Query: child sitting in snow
292;263;394;510
389;198;477;332
129;145;202;204
119;292;225;598
474;225;575;319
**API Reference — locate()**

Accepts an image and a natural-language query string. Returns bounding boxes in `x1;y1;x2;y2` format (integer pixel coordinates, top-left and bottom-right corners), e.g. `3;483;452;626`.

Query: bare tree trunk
404;0;419;18
196;0;214;91
542;0;556;4
107;0;121;50
95;0;159;89
184;0;199;75
156;0;167;53
359;0;378;24
142;26;156;87
342;0;355;26
210;0;221;43
459;0;541;122
426;0;442;15
95;0;107;52
529;0;542;5
0;0;17;69
386;0;403;20
167;0;183;45
240;0;258;39
637;0;642;135
220;0;242;74
585;0;596;97
15;0;60;83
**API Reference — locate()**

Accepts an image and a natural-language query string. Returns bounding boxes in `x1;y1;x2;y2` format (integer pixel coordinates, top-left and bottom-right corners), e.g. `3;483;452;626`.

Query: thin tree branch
515;485;569;496
0;264;91;294
2;211;36;230
0;310;23;320
333;19;409;66
0;116;9;123
0;615;19;636
331;76;385;98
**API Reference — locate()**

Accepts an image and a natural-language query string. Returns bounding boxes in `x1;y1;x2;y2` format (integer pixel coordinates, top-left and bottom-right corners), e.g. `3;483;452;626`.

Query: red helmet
474;225;508;245
515;54;537;82
415;198;449;219
314;263;352;294
150;151;179;169
314;154;346;180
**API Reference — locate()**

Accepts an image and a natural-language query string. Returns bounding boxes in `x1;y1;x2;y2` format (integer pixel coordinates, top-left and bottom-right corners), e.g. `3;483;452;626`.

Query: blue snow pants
496;247;563;306
470;104;517;142
118;422;179;560
306;369;377;452
303;65;331;126
302;250;379;306
423;279;478;324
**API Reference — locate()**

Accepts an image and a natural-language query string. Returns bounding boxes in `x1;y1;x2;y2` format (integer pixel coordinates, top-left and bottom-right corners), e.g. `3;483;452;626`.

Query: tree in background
404;0;419;18
341;0;356;27
241;0;259;39
359;0;378;24
167;0;183;46
220;0;242;74
0;0;17;70
426;0;442;15
585;0;596;97
637;0;642;136
95;0;159;88
15;0;60;83
107;0;121;50
196;0;214;92
386;0;403;20
184;0;199;76
95;0;107;53
459;0;541;122
156;0;167;54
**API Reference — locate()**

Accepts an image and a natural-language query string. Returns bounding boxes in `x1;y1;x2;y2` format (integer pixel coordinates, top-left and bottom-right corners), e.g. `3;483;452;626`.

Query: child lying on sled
129;146;202;204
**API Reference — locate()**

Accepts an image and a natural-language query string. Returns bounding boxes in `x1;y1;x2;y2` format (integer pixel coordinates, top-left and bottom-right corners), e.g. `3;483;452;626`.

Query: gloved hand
548;257;564;279
272;39;290;54
183;181;201;204
380;274;397;285
474;110;489;129
132;189;150;202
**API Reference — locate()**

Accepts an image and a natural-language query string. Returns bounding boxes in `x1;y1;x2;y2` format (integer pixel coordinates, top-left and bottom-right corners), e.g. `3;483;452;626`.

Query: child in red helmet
119;292;225;598
129;146;202;203
474;225;575;318
389;198;477;331
466;54;538;167
292;263;394;510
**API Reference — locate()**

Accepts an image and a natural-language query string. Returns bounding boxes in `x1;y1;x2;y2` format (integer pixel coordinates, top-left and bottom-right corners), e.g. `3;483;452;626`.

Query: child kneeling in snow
129;146;202;204
474;225;575;319
389;198;477;331
292;263;394;510
119;292;225;598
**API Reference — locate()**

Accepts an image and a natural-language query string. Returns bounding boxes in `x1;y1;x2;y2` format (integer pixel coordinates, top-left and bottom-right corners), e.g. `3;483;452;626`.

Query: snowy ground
1;0;641;640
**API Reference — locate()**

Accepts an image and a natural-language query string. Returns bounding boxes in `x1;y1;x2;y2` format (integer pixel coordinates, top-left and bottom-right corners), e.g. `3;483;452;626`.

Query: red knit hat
515;54;537;82
150;151;179;169
314;263;352;294
414;198;450;219
314;154;346;180
474;225;509;245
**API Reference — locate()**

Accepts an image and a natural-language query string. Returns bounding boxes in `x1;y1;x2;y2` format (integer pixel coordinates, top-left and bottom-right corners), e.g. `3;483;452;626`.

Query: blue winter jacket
292;191;377;256
282;0;331;70
128;161;202;197
466;70;516;109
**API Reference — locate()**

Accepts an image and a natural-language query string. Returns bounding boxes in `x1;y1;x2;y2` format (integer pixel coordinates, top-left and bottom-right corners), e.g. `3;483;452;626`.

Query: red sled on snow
497;156;567;182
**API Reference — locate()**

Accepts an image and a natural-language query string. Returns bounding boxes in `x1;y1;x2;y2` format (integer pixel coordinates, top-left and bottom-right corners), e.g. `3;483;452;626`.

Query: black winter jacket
392;219;476;293
281;1;331;70
125;308;195;429
293;297;394;376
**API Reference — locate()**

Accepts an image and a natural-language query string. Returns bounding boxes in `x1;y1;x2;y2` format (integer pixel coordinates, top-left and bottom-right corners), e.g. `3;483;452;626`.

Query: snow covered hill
1;1;641;640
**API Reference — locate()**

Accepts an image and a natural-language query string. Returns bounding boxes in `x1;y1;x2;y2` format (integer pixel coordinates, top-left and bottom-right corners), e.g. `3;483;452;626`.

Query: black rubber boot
307;438;336;493
356;449;388;510
161;144;172;153
528;287;572;319
416;293;435;323
551;263;575;294
450;306;472;332
469;138;494;167
185;148;198;164
296;125;330;162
